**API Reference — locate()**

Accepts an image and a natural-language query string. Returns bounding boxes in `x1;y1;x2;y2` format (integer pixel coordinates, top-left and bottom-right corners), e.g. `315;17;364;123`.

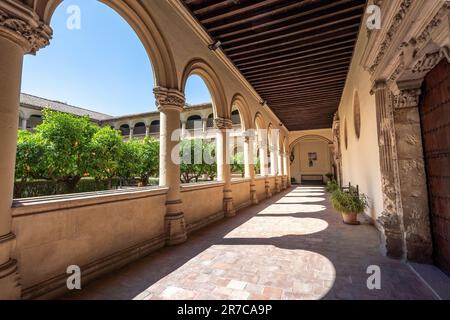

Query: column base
377;212;404;259
0;259;21;300
265;178;272;198
274;178;281;193
164;212;187;246
224;197;236;217
250;184;258;205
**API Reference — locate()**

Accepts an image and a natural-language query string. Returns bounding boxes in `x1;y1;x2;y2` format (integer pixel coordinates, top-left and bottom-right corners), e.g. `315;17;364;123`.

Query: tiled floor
66;186;437;300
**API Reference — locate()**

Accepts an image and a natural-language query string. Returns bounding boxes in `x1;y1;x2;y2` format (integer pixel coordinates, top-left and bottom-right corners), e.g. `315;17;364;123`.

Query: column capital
153;86;185;112
0;0;52;54
214;117;233;130
394;88;421;109
370;79;388;94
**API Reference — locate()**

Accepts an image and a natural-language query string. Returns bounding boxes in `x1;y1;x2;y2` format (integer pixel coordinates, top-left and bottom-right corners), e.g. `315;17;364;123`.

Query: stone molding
0;0;52;54
214;117;233;130
154;86;185;112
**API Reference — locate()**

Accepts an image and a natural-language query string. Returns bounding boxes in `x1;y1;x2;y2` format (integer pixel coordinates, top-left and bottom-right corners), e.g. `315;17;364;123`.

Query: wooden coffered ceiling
181;0;367;130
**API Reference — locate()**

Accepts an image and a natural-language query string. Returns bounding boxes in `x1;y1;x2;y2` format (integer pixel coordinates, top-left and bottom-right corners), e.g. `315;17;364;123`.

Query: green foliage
325;179;339;193
231;152;245;177
325;172;334;180
331;188;369;214
89;126;124;187
35;109;98;191
14;110;160;196
180;139;216;183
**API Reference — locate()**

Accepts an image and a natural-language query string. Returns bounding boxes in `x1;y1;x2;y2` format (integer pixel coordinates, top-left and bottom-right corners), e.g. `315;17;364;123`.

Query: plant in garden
15;130;50;195
34;109;98;191
137;137;159;186
89;126;124;189
231;152;245;177
180;139;204;183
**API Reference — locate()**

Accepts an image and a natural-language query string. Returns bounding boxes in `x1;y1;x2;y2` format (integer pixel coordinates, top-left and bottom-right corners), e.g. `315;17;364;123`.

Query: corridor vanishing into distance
66;186;435;300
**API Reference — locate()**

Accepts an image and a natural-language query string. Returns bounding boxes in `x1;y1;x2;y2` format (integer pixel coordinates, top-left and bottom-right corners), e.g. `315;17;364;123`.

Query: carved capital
412;47;450;73
0;1;52;54
394;88;421;109
153;87;185;112
214;117;233;130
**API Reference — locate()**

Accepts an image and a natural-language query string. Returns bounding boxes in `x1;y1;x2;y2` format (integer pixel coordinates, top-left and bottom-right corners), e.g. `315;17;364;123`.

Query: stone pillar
270;132;280;193
145;124;150;137
21;117;27;130
0;1;52;299
154;87;187;246
202;118;207;133
280;151;286;190
181;121;187;138
393;80;432;262
372;81;405;258
258;131;271;198
215;118;235;217
284;152;290;187
244;133;258;205
129;127;134;140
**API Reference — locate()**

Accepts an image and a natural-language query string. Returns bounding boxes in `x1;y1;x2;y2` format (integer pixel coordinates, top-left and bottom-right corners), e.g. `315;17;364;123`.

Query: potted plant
331;188;368;225
325;179;339;193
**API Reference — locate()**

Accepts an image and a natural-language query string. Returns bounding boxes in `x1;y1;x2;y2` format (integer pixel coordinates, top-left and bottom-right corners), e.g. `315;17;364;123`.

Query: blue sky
21;0;211;116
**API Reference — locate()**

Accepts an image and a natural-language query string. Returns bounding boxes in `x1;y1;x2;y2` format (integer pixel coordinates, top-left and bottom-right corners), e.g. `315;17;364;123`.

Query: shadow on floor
64;186;437;300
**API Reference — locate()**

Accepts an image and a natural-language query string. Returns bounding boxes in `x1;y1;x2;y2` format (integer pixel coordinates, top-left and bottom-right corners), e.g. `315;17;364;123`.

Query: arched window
120;124;130;136
207;113;214;128
150;120;160;133
231;109;241;125
186;115;202;130
134;122;146;135
28;115;43;129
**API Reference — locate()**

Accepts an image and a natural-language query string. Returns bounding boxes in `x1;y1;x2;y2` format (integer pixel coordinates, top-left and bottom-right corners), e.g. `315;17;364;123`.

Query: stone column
154;87;187;246
244;133;258;205
181;120;187;138
216;118;235;217
259;132;272;198
393;80;432;262
279;150;286;190
21;117;27;130
0;1;52;299
270;131;280;193
202;118;207;133
372;81;405;258
283;152;289;188
145;124;150;137
129;127;134;140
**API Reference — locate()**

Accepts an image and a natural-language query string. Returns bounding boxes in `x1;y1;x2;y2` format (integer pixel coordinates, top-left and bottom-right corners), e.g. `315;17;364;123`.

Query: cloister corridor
64;186;435;300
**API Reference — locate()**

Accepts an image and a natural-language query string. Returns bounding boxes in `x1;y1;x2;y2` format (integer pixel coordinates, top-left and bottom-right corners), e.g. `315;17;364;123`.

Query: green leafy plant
325;172;334;180
325;179;339;193
331;188;369;214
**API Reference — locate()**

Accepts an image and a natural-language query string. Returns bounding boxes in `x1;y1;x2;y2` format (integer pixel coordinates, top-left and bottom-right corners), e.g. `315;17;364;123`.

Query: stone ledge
181;181;225;192
231;178;251;184
12;187;169;217
22;234;166;300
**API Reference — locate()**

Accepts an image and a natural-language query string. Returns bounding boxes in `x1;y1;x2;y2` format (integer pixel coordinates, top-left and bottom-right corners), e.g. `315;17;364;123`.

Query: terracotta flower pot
342;212;360;225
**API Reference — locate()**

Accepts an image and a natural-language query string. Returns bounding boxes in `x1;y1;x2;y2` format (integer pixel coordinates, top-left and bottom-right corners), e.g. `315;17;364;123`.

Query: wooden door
419;59;450;275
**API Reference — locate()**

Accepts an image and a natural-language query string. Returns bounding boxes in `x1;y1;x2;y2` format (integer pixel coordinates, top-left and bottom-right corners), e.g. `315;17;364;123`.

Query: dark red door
419;59;450;276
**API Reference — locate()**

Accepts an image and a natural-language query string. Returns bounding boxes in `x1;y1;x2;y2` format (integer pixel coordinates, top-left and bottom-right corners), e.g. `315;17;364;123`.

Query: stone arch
35;0;178;88
230;93;252;131
181;59;227;119
289;135;332;150
254;112;266;130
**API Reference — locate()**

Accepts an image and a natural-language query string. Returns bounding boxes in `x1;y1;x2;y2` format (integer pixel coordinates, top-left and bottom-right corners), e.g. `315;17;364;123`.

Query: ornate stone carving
214;117;233;130
416;2;449;49
412;47;450;73
369;0;413;74
0;3;52;54
153;87;185;111
393;88;421;109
